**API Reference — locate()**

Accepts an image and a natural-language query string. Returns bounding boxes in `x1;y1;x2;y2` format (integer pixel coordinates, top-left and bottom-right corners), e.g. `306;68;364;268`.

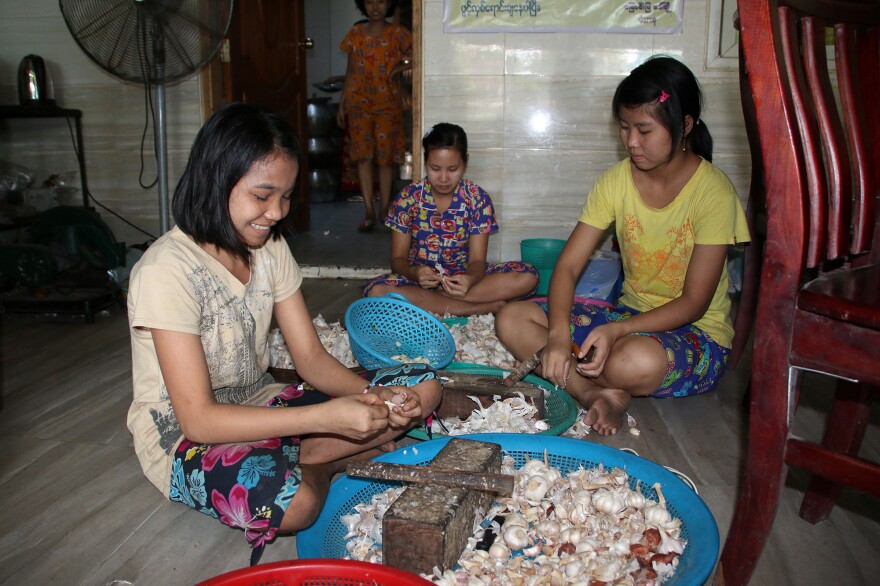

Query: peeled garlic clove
522;543;542;557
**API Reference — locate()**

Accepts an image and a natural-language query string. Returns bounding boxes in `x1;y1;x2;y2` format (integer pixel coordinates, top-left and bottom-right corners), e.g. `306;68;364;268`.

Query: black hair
172;102;301;261
422;123;469;164
355;0;398;19
612;56;713;162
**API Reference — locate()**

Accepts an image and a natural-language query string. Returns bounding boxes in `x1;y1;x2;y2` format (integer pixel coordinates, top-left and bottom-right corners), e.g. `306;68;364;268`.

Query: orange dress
339;22;411;167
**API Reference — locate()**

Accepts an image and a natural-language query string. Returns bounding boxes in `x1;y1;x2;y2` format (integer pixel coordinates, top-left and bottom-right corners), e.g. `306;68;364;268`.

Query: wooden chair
720;1;880;584
726;11;766;371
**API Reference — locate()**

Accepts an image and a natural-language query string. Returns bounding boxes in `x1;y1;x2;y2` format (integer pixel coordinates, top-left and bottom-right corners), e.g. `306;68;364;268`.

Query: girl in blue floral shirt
364;123;538;315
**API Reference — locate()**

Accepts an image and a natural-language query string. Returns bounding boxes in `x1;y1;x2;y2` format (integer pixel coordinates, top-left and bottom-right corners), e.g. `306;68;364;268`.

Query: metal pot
308;137;340;169
18;54;55;105
306;97;337;138
309;168;340;202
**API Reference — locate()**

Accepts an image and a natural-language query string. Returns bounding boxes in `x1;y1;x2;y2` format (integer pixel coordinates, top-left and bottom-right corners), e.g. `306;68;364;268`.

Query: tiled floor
287;200;392;275
2;287;879;585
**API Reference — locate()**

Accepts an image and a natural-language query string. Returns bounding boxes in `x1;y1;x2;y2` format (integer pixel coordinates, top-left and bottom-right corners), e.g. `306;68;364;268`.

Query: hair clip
658;89;670;103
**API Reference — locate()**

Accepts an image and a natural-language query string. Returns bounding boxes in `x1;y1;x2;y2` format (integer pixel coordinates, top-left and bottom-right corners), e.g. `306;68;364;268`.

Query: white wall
0;0;202;246
304;0;363;99
0;0;749;263
420;0;749;262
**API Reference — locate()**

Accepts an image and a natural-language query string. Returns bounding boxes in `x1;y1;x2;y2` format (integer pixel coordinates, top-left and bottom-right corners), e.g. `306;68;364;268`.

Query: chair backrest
737;0;880;286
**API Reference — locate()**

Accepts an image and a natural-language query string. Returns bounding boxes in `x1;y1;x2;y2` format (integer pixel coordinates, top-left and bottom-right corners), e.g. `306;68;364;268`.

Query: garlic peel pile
431;393;552;435
269;315;357;369
443;313;517;369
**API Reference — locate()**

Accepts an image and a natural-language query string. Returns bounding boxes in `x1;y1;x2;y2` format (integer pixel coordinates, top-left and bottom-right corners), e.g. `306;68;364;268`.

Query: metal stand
0;104;90;207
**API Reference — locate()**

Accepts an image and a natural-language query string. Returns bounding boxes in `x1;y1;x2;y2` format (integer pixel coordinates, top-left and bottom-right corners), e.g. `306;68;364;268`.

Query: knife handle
503;349;543;387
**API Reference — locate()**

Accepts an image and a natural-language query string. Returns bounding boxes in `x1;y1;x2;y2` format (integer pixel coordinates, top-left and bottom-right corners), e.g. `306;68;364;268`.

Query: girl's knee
367;284;390;297
494;302;519;339
510;271;539;296
496;301;538;337
604;336;667;391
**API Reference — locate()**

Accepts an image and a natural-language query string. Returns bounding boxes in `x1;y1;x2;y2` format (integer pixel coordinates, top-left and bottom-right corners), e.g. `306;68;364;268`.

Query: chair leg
720;363;791;585
798;380;873;523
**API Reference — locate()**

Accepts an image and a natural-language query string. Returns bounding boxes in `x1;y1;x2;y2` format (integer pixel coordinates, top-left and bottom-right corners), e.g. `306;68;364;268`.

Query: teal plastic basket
521;238;567;296
345;293;456;370
297;434;720;586
407;363;578;440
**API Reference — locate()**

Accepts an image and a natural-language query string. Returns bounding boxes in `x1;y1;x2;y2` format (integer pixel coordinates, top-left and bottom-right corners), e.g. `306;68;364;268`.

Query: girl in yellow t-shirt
496;56;750;436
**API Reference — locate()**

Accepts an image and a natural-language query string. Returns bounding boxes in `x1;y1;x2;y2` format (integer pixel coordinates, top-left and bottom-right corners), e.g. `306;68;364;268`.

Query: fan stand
60;0;233;236
153;27;171;235
155;78;170;234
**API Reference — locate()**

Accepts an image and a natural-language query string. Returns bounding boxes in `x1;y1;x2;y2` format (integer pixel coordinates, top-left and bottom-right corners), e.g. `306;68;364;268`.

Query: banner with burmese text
444;1;684;34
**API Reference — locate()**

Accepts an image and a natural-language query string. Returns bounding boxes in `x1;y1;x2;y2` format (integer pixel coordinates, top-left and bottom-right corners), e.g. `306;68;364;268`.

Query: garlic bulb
625;486;646;509
658;528;685;554
643;503;673;526
503;525;529;551
523;475;551;502
488;542;510;560
536;519;560;540
592;488;625;515
502;512;528;529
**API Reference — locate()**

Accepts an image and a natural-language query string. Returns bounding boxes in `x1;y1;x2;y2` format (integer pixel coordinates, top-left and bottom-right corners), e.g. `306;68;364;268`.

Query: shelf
0;103;89;207
0;104;82;119
0;287;117;323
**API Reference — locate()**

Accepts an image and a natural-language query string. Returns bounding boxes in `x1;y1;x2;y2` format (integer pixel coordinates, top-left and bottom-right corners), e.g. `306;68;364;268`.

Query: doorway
300;0;416;268
202;0;420;269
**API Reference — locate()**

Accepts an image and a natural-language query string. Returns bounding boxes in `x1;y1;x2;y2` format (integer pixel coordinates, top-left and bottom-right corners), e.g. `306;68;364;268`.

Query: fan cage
59;0;232;84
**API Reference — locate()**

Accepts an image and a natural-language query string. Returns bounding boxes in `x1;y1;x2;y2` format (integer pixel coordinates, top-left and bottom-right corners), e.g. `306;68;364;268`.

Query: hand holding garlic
369;385;422;427
413;264;442;289
439;272;472;298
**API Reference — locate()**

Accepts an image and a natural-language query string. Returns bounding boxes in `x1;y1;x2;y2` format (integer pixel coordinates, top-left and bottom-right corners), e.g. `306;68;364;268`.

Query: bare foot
580;387;630;436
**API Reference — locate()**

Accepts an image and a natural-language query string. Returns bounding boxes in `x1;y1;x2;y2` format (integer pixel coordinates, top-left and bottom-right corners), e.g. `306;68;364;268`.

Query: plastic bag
0;161;36;192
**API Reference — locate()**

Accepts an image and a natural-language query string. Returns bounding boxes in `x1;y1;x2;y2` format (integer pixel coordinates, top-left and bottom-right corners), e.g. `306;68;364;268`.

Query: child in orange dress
337;0;411;232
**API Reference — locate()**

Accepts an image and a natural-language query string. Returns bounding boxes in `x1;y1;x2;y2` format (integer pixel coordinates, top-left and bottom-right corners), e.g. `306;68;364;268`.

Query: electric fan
59;0;234;234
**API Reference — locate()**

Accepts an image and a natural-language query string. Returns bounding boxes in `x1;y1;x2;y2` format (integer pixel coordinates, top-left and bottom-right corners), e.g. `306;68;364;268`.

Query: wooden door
225;0;310;231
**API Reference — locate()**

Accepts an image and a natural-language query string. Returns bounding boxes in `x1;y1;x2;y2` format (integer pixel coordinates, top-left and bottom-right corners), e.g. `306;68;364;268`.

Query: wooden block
347;461;514;495
436;370;546;420
382;438;502;575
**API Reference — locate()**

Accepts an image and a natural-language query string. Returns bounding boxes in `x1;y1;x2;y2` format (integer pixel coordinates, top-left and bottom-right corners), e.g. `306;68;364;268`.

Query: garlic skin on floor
431;392;552;436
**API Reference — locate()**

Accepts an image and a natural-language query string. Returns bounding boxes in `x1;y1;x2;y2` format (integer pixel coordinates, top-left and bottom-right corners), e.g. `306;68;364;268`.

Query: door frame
411;0;422;180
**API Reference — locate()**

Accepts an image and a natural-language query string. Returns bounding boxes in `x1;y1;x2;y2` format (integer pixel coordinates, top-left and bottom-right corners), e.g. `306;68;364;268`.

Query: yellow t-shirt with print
578;158;750;348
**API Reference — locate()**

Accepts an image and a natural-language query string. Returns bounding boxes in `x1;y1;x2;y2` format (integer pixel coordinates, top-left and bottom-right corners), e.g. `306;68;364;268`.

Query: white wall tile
2;0;751;258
